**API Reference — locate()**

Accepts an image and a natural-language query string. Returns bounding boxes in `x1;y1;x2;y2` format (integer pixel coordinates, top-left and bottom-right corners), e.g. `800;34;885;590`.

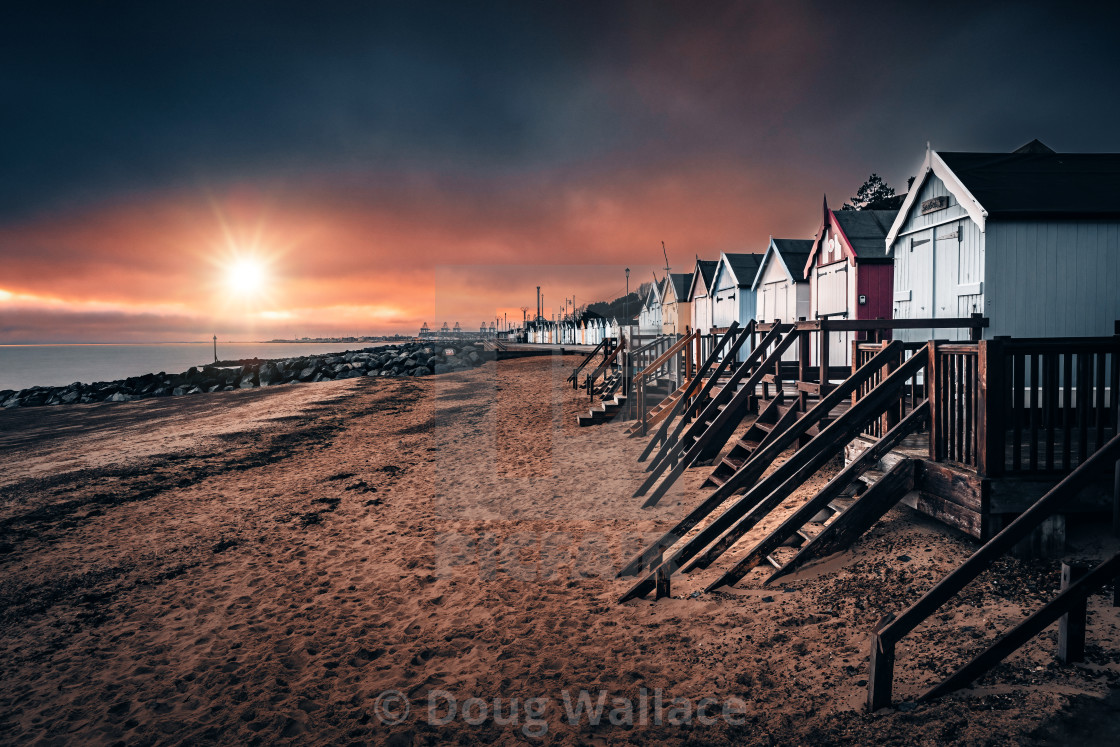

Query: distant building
660;272;693;336
711;252;765;330
688;259;719;335
638;279;663;334
754;237;812;325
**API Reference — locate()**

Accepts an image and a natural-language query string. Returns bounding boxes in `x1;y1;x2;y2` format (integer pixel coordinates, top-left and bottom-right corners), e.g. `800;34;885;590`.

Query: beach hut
688;259;719;335
753;238;812;363
638;280;663;334
887;140;1120;340
660;272;693;336
804;200;898;362
609;317;621;342
710;252;766;329
754;237;812;324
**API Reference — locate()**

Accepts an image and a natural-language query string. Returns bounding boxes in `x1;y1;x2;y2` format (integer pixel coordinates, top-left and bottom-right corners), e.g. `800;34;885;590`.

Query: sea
0;342;392;392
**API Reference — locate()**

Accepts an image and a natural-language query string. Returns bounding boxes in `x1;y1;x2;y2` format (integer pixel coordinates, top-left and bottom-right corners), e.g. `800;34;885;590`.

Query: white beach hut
638;280;663;335
887;140;1120;341
710;252;766;329
688;259;720;336
753;237;812;325
660;272;693;336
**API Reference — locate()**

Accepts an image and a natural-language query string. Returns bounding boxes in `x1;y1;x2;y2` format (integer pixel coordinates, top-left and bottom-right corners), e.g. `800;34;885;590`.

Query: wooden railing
621;336;675;418
754;316;989;400
929;342;982;469
998;337;1119;474
634;332;695;434
915;334;1120;476
583;341;623;402
854;341;926;439
567;338;610;388
639;323;743;452
850;330;1119;478
867;433;1120;710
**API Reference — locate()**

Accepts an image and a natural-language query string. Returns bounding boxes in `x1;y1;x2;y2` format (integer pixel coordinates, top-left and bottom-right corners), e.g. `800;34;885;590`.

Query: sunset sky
2;1;1118;342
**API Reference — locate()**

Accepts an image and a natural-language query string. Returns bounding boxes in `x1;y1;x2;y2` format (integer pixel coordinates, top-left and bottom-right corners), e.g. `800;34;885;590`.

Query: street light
624;267;630;341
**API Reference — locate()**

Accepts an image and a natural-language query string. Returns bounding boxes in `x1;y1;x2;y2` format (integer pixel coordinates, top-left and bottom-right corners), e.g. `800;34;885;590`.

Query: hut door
909;231;934;316
817;264;847;317
759;285;772;321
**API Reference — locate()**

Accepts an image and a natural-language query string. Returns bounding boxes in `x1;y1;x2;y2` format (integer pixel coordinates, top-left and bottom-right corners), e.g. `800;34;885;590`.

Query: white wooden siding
897;174;970;235
986;219;1120;339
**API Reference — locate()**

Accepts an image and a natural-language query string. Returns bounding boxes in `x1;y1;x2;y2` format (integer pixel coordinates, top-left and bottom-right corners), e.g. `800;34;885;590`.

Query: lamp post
624;267;630;339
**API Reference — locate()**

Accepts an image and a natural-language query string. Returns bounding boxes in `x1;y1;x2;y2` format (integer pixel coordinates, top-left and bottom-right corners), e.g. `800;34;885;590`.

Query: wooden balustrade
849;330;1118;478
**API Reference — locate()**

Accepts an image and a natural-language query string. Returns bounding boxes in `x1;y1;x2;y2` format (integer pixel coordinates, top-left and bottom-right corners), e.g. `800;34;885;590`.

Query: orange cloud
0;156;823;342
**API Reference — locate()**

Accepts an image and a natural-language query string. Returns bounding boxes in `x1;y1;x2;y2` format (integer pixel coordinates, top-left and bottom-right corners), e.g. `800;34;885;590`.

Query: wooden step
720;455;746;472
858;468;886;486
754;422;774;434
827;495;856;514
765;546;800;570
796;522;826;543
705;472;727;488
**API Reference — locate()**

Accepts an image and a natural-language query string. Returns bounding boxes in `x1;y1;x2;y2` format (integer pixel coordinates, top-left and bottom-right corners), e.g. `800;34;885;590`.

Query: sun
226;258;266;296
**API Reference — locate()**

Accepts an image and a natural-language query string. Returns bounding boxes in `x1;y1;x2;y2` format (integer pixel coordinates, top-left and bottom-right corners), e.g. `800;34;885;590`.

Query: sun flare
226;258;266;296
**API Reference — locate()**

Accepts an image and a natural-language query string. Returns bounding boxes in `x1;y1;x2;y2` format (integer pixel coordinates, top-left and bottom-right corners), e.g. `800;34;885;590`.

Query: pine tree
842;173;899;211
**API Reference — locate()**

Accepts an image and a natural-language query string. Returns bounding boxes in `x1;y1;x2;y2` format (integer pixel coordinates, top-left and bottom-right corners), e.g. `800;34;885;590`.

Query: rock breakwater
0;341;492;409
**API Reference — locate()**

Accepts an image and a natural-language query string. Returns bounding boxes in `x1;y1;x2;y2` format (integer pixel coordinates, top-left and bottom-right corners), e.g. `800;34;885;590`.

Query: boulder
258;362;280;386
433;363;451;375
413;366;432;377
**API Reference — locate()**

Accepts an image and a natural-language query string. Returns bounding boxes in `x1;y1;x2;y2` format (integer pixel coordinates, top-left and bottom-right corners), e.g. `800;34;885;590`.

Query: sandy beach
1;354;1118;745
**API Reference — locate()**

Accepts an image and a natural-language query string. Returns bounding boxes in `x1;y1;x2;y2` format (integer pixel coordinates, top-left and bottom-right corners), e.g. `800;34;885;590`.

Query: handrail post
970;311;984;342
818;318;831;390
882;340;901;434
1112;456;1120;538
867;631;895;711
928;341;940;461
977;339;1005;477
1057;562;1088;663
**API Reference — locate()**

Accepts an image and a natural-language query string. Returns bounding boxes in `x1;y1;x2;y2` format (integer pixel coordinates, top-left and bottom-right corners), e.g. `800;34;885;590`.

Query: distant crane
661;240;671;277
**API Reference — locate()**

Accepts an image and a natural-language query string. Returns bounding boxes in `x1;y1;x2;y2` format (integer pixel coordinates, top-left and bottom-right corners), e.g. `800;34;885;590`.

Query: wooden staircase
617;341;926;602
634;325;798;506
702;392;810;487
577;393;628;426
700;401;930;590
626;379;692;437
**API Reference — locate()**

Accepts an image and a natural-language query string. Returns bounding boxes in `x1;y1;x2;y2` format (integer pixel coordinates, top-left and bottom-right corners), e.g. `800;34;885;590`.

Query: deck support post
818;319;830;392
1058;563;1088;663
927;341;940;462
977;339;1006;478
1113;457;1120;538
867;632;895;711
654;564;671;600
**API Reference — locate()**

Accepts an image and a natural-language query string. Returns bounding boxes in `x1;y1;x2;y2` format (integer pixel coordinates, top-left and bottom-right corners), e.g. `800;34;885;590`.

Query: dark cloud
2;1;1119;340
5;1;1119;221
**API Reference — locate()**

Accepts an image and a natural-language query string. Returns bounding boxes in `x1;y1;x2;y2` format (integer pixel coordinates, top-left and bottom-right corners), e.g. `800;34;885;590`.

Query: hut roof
830;210;896;260
721;252;765;287
937;147;1120;217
